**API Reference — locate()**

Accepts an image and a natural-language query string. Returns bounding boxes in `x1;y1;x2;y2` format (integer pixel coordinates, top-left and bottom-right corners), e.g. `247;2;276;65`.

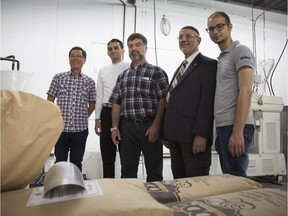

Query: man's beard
130;52;144;61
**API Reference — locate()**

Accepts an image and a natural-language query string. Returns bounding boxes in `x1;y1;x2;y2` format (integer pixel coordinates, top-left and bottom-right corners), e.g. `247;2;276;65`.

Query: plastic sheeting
0;70;33;92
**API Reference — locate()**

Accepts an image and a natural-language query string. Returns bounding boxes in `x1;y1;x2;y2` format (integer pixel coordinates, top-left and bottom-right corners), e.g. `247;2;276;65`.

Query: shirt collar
186;51;200;65
222;40;240;54
69;71;83;77
130;61;147;69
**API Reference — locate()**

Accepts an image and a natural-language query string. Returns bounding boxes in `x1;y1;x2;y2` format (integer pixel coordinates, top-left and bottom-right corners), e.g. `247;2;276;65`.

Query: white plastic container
0;70;33;93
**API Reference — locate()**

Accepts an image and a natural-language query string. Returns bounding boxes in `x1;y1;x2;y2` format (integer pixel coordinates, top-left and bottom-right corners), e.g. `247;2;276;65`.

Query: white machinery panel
262;112;281;153
247;153;286;176
209;153;287;177
251;95;284;112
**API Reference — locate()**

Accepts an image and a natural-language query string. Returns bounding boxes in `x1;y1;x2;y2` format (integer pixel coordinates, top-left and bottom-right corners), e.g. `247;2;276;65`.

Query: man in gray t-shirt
207;11;255;177
214;41;255;127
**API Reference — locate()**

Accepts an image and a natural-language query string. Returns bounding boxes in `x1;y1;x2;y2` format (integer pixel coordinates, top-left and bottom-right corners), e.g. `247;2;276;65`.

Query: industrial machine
248;58;287;183
249;95;286;183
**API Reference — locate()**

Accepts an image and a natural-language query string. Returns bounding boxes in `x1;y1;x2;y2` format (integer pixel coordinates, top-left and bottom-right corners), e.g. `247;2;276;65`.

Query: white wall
1;0;287;152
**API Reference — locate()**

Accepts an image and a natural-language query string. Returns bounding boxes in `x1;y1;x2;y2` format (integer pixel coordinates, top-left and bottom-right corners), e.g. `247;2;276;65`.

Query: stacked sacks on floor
1;90;63;192
144;174;286;216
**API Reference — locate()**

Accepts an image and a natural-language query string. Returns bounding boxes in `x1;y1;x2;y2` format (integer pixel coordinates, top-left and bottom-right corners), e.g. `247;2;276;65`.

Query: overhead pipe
153;0;158;66
0;56;20;71
5;55;16;60
251;0;285;95
252;0;284;62
128;0;137;33
119;0;126;43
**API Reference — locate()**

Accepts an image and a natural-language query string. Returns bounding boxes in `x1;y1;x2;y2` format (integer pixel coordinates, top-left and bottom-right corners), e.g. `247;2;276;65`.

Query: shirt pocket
58;84;67;96
137;77;155;98
81;85;89;100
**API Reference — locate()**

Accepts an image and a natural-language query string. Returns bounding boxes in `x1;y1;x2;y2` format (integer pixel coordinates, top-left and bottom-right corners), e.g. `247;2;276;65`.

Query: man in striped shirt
47;46;96;172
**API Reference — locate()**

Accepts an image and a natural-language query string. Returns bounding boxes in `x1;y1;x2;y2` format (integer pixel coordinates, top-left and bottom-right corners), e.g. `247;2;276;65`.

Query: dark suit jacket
163;53;217;145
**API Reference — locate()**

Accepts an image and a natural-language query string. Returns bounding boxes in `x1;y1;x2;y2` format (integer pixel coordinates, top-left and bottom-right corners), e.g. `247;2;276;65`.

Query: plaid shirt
109;62;168;119
47;71;96;132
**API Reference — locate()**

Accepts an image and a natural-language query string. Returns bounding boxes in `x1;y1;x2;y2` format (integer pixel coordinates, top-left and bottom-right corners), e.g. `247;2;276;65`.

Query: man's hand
111;128;121;145
192;135;207;155
228;132;244;157
145;123;159;143
94;119;101;136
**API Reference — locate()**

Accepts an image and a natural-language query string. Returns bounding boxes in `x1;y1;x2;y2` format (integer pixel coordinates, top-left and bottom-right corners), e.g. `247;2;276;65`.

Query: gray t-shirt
214;41;255;127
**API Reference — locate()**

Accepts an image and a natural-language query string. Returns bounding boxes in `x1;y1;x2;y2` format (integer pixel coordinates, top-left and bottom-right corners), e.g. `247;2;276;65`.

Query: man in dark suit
164;26;217;179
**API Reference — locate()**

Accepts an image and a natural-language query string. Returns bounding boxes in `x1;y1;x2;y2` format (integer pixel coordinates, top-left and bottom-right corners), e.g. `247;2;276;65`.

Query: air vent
265;122;277;151
262;158;274;174
248;159;257;175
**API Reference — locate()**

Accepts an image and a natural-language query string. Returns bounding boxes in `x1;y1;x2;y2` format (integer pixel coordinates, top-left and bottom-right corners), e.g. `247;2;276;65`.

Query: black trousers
120;118;163;182
169;140;211;179
54;129;88;172
100;107;118;178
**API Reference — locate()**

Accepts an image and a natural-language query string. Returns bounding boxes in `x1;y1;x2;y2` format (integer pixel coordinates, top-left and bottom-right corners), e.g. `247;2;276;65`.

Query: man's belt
102;103;113;108
123;117;154;124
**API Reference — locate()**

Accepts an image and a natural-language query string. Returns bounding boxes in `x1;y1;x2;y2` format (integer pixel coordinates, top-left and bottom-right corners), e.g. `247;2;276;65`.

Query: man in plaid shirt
47;46;96;172
109;33;169;182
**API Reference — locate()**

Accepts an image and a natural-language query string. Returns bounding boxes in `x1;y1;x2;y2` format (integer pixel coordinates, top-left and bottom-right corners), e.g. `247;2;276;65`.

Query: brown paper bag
1;90;63;192
1;179;173;216
166;188;287;216
145;174;262;203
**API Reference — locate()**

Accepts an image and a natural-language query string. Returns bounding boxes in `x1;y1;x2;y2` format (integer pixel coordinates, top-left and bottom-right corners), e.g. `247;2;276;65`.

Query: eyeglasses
206;23;228;33
177;34;198;40
69;55;84;58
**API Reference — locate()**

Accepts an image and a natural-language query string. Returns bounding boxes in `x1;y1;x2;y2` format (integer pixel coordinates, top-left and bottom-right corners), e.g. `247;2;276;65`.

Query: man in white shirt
95;39;130;178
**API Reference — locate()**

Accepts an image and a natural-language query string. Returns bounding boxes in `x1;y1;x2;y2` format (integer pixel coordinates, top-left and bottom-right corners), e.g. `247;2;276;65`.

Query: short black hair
108;38;124;49
181;26;200;36
208;11;231;24
127;33;147;46
69;46;87;59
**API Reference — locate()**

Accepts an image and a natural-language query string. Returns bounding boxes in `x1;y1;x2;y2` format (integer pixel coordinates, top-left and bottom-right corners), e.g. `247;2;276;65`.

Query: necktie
166;59;188;103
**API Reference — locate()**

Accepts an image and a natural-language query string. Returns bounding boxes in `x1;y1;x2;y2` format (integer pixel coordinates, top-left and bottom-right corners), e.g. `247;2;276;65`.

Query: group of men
47;11;255;181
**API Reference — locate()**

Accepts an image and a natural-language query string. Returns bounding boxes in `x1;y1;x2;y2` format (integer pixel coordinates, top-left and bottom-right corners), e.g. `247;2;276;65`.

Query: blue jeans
216;124;254;177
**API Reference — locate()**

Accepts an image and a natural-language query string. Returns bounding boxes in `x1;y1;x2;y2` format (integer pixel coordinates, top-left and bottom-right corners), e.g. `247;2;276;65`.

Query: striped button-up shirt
47;71;96;132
